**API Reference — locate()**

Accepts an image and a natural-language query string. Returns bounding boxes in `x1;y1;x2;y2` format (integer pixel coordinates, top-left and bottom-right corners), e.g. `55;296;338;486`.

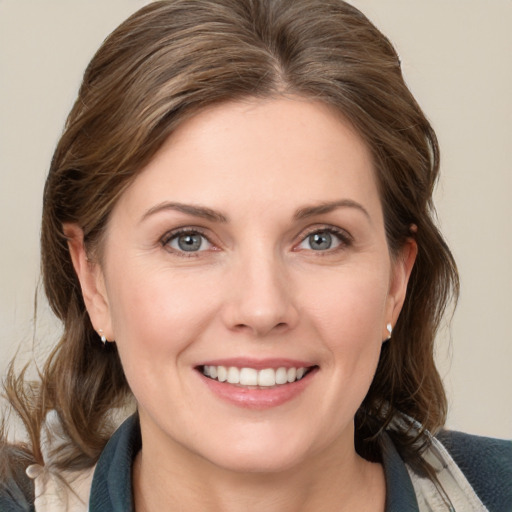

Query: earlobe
63;223;113;340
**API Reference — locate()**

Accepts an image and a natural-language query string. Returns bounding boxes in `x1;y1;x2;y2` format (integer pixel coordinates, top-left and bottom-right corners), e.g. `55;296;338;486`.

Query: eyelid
160;226;206;244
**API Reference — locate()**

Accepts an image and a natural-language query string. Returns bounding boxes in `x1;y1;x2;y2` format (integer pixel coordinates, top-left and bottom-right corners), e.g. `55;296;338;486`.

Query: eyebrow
141;199;370;224
294;199;371;221
140;202;228;223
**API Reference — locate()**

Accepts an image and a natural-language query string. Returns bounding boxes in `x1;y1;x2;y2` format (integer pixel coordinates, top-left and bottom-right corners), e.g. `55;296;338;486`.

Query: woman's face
80;98;414;473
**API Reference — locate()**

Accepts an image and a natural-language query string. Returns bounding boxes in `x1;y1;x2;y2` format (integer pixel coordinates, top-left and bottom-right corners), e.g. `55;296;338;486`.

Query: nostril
232;321;288;335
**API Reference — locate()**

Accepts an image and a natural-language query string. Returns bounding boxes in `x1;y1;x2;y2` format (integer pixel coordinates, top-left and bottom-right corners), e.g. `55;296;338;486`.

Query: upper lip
195;358;317;370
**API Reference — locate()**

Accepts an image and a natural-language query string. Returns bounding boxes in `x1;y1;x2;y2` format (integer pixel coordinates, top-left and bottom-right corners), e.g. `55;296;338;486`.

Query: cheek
304;269;389;348
303;267;389;407
105;265;220;360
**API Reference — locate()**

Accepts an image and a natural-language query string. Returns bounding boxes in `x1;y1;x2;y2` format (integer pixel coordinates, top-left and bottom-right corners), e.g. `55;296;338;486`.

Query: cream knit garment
25;411;95;511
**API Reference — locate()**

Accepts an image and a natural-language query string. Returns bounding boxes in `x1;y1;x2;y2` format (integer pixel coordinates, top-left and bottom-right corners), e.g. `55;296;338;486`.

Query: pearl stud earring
98;329;107;344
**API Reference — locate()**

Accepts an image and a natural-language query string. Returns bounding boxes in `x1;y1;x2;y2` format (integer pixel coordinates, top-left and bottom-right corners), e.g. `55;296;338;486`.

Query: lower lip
198;369;317;410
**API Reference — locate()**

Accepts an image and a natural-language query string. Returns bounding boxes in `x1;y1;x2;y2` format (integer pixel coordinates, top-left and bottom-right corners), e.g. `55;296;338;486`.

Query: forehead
113;97;382;223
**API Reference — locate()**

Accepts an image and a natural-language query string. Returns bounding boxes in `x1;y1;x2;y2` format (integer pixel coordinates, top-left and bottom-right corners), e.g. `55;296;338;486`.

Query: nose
221;251;300;338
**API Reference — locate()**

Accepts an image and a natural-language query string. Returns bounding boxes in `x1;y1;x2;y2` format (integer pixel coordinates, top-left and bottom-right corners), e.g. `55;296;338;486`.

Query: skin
66;97;416;511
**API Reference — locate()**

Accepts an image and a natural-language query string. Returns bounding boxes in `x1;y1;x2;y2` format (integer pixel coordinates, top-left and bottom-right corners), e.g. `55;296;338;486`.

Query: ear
383;236;418;340
63;223;113;341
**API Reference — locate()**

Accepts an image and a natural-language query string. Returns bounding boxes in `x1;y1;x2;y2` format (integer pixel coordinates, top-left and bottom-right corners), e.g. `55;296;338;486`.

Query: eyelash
160;225;353;257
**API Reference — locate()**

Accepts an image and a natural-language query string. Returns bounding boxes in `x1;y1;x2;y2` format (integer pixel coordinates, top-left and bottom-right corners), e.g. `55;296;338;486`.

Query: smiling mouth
199;365;317;387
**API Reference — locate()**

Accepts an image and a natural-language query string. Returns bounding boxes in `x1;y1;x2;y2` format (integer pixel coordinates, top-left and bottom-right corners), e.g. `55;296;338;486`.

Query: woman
1;0;510;510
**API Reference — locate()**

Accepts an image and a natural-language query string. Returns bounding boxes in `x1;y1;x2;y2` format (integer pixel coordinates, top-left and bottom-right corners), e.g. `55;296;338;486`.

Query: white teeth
275;367;288;385
201;365;310;386
227;367;240;384
217;366;227;382
287;367;297;383
258;368;276;387
239;367;258;386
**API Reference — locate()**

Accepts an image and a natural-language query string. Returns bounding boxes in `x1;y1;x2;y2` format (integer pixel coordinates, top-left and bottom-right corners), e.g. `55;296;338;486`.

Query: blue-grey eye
298;229;343;251
309;232;332;250
168;232;210;252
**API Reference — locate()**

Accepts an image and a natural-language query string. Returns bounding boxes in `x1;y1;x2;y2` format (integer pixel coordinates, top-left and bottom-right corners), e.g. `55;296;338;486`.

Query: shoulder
0;444;35;511
437;430;512;512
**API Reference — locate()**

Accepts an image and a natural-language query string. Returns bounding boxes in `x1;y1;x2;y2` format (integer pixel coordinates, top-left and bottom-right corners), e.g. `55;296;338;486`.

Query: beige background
0;1;510;438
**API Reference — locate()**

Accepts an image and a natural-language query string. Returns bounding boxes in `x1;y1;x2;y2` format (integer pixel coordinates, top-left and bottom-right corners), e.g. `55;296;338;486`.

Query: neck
133;428;385;512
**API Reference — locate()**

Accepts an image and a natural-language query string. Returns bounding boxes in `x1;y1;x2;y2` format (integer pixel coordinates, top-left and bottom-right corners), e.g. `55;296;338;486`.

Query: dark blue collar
89;414;419;511
89;414;141;511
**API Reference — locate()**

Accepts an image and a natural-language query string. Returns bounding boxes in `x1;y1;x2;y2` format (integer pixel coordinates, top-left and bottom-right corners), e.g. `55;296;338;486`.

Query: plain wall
1;0;510;438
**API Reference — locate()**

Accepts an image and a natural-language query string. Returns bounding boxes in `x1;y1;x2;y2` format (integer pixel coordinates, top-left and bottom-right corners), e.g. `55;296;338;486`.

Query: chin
206;448;307;475
192;431;318;475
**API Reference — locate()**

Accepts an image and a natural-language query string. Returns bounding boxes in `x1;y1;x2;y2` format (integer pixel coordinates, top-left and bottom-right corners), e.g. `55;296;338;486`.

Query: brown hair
3;0;458;474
